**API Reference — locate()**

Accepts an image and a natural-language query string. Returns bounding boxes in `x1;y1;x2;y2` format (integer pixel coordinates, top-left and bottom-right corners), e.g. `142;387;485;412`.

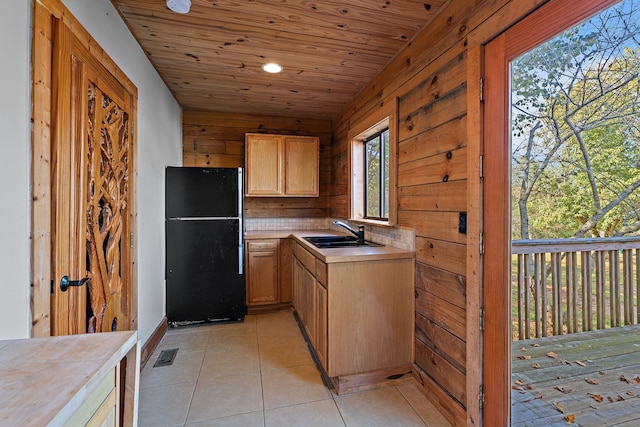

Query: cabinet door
245;134;283;196
302;266;316;344
315;282;327;369
284;136;319;196
246;241;279;305
279;238;293;303
292;257;303;320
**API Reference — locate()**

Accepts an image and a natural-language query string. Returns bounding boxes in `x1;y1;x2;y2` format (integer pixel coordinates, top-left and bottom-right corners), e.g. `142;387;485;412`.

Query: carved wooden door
51;20;135;335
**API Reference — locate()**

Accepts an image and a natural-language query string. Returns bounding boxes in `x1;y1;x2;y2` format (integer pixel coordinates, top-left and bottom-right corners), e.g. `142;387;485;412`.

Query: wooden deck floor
511;325;640;426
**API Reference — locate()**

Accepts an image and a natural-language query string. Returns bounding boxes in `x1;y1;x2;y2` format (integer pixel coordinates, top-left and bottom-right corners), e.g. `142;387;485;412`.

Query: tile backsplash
245;217;415;252
329;219;415;251
245;217;331;231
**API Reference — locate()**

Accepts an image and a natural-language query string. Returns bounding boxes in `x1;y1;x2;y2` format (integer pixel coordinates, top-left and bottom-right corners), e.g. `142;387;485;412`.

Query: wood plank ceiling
110;0;447;120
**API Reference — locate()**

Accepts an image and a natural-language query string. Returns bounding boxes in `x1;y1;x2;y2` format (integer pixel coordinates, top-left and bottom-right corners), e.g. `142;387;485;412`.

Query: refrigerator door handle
238;168;244;275
237;168;243;219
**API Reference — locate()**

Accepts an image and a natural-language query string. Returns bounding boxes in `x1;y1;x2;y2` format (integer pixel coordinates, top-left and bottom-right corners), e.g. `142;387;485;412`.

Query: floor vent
154;348;179;367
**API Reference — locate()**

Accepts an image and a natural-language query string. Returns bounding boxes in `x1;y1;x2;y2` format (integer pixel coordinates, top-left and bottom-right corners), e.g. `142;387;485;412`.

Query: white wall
0;1;32;339
0;0;182;344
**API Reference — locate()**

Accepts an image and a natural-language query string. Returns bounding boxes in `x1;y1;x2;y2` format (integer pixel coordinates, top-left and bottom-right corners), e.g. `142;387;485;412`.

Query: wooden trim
346;99;399;224
503;0;622;60
387;98;399;227
482;1;622;425
122;339;140;425
465;44;484;427
50;15;74;335
346;100;397;141
140;317;168;370
129;100;139;333
483;32;511;427
35;0;137;97
31;2;54;337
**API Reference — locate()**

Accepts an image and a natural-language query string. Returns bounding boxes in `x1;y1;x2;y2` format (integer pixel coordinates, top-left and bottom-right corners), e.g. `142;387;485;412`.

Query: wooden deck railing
511;237;640;341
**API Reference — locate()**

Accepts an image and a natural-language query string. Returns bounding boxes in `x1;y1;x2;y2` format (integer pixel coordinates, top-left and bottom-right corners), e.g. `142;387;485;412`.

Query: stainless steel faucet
333;220;365;243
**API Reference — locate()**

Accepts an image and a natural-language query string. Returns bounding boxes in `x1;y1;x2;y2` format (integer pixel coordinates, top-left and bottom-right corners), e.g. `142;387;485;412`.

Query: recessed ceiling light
262;63;283;73
167;0;191;14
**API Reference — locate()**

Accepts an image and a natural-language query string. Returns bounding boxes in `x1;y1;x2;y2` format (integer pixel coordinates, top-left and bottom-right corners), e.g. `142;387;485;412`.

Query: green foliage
364;129;389;219
365;136;381;217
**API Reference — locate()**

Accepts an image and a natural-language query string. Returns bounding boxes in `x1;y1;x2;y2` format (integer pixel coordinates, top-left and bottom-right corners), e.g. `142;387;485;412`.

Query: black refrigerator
165;167;245;326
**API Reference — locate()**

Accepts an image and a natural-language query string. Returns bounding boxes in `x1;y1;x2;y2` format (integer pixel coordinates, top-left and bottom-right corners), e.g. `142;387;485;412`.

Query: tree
511;0;640;239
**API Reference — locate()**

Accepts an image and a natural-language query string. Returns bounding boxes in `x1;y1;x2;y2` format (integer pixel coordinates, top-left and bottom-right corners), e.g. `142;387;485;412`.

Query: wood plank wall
182;110;332;218
331;0;551;425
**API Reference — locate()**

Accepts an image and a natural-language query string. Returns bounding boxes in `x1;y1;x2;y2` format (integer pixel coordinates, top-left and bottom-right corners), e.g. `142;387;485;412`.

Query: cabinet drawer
65;366;117;426
247;240;279;251
293;243;316;274
86;388;117;427
316;259;327;286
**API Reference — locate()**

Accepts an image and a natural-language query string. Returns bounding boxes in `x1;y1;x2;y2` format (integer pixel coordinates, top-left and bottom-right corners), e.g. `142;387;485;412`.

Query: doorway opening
483;0;640;425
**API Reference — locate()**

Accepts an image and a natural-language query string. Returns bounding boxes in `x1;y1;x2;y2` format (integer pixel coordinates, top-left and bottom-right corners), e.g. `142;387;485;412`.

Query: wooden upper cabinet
245;134;283;195
245;133;319;197
284;136;319;196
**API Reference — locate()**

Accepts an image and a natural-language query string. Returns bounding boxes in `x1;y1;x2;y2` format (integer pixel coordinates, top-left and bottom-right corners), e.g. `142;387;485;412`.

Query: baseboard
332;365;413;395
292;308;411;395
246;302;292;314
140;317;168;370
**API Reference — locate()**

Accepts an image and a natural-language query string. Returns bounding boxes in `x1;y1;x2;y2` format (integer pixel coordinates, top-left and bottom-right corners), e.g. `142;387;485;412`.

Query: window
363;128;390;220
349;104;397;225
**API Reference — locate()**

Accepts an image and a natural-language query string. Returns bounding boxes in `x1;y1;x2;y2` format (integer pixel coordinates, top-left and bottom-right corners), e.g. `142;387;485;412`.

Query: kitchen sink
303;236;382;249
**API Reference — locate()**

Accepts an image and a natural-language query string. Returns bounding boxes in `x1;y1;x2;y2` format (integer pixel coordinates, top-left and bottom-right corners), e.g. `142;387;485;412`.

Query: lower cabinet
293;247;327;368
292;240;413;394
246;237;293;313
246;239;280;306
293;243;327;362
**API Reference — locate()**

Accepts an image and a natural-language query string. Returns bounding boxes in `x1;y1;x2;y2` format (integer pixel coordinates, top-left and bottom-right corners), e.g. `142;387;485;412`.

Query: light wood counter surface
245;230;413;263
0;331;138;426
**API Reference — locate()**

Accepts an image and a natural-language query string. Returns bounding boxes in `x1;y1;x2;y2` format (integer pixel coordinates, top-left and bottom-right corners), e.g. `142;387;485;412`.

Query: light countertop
245;229;413;263
0;330;137;426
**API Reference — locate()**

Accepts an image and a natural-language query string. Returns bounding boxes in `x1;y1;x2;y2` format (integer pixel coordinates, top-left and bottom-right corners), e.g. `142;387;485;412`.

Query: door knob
60;275;90;292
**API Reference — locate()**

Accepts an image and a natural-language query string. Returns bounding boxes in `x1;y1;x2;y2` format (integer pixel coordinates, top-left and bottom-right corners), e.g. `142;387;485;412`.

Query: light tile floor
139;309;453;427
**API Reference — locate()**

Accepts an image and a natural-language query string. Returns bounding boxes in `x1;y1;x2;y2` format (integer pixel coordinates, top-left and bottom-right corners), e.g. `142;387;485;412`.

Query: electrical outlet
459;212;467;234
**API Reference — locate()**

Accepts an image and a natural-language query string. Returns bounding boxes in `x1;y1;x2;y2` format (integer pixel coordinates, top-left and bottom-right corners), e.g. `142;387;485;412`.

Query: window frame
362;128;390;221
348;99;398;226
